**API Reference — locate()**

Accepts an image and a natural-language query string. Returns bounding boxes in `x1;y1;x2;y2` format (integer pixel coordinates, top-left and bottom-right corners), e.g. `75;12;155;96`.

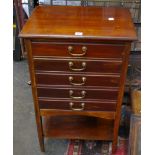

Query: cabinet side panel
112;43;131;153
24;39;45;151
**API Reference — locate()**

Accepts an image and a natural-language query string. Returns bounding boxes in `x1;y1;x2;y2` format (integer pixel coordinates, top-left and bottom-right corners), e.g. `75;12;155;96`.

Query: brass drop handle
68;46;87;56
69;102;85;111
69;76;86;86
68;62;86;71
69;90;86;100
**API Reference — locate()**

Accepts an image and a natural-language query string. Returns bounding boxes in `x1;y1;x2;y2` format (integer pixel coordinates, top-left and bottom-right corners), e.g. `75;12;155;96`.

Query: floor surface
13;60;68;155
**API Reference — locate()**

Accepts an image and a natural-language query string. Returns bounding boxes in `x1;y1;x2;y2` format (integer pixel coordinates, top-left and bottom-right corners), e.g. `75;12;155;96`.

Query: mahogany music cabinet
20;6;137;153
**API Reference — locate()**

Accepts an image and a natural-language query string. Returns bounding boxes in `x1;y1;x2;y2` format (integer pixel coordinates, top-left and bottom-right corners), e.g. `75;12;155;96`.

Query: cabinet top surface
20;6;137;41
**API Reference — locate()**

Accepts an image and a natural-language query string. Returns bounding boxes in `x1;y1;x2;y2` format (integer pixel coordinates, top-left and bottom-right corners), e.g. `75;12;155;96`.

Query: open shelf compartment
43;115;114;140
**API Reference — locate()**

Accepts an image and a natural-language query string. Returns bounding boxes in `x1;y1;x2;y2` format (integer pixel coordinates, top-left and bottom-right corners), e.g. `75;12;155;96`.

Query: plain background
0;0;155;154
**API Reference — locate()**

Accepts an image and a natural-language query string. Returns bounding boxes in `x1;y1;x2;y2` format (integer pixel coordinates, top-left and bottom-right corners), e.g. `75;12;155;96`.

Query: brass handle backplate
68;61;86;71
69;76;86;86
69;90;86;100
82;46;87;53
68;46;87;56
69;102;85;111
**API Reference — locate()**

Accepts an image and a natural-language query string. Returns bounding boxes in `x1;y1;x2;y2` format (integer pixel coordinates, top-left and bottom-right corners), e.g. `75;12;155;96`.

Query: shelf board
43;115;114;140
40;109;115;119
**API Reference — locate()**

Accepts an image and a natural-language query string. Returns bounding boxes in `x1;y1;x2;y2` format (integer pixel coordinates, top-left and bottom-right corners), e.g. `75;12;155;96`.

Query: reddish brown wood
19;6;137;40
31;42;125;58
33;58;123;74
38;98;116;111
37;87;119;101
43;116;114;140
20;6;136;153
35;72;120;87
112;44;131;153
31;38;132;44
40;109;116;120
24;39;45;152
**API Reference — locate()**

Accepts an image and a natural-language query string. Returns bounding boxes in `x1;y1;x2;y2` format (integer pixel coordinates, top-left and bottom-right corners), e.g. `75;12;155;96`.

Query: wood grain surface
43;116;114;140
38;98;116;111
35;72;120;87
31;42;126;58
20;5;137;153
33;57;123;73
37;86;119;100
19;6;137;40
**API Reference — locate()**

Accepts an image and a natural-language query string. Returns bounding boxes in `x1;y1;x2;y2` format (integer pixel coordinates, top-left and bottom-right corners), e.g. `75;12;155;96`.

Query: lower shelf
43;115;114;140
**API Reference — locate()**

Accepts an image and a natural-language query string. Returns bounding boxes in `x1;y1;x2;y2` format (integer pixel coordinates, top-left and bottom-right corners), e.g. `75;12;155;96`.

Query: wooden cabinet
20;6;136;153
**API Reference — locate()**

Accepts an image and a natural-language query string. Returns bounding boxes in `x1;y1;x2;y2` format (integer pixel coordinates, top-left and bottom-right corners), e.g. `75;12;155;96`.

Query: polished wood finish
40;109;116;120
38;98;116;111
37;87;119;100
112;44;130;152
24;39;45;152
20;6;136;153
19;6;137;40
43;116;114;140
35;73;120;87
33;58;123;74
31;42;126;58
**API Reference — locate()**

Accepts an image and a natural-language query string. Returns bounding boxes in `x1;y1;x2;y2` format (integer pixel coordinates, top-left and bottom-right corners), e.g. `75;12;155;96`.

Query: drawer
37;87;118;101
33;58;122;74
31;42;126;58
38;99;116;112
35;73;120;87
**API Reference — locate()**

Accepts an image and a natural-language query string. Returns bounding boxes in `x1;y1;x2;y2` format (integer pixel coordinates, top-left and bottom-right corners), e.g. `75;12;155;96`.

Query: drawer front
31;42;125;58
35;73;120;87
38;99;116;111
37;87;118;101
33;58;122;74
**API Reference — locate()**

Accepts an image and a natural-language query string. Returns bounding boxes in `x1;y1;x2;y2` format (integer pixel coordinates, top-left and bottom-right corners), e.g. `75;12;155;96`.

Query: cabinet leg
38;133;45;152
36;116;45;152
39;137;45;152
25;39;45;152
112;140;117;154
